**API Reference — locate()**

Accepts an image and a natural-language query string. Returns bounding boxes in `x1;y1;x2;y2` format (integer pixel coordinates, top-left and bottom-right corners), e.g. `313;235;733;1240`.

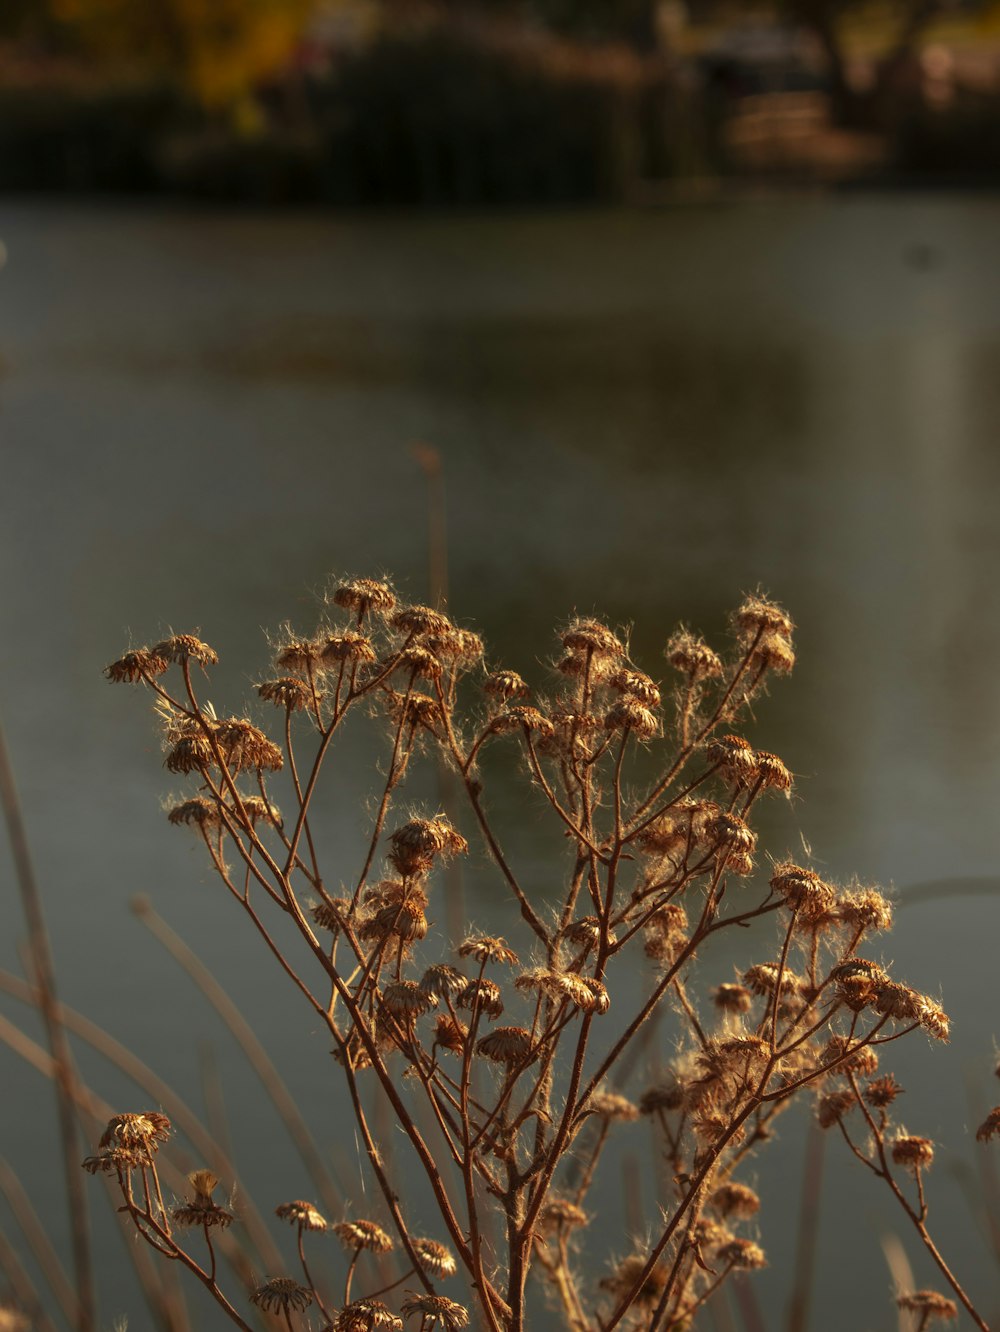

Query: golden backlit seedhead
332;1219;395;1253
664;629;723;681
152;634;219;667
891;1133;935;1171
333;577;396;618
257;676;314;711
275;1199;327;1231
400;1294;470;1329
896;1291;958;1322
105;647;169;683
560;618;625;659
411;1236;458;1278
336;1299;404;1331
482;669;530;702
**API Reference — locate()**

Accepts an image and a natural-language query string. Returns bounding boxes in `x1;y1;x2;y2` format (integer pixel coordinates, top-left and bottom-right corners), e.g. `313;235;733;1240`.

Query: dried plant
87;576;991;1331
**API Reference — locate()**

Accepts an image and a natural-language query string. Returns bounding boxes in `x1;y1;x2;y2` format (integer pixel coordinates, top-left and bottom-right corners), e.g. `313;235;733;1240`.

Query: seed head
639;1080;685;1114
560;618;625;659
488;706;555;739
707;735;757;785
817;1090;857;1129
432;1014;468;1054
537;1197;589;1232
609;668;661;709
753;751;793;791
458;936;518;966
423;629;484;666
604;699;659;740
976;1107;1000;1143
389;816;468;877
420;964;468;999
152;634;218;667
257;677;313;712
743;963;803;999
275;638;324;674
381;981;437;1021
820;1036;879;1078
391;605;454;638
709;813;756;855
276;1199;327;1231
664;630;723;681
167;797;220;829
456;978;504;1019
400;1294;470;1329
917;996;950;1042
320;632;377;666
836;887;893;934
770;864;836;920
563;915;615;949
332;1219;395;1253
164;730;215;775
105;647;169;683
333;578;396;618
250;1277;313;1314
712;983;753;1014
707;1182;760;1220
99;1112;171;1160
600;1254;668;1304
750;632;796;675
733;595;793;646
891;1133;934;1171
865;1074;904;1108
411;1236;458;1278
336;1299;404;1331
311;897;351;934
585;1090;639;1122
392;645;443;681
214;718;283;773
385;690;444;734
477;1026;534;1065
483;669;530;703
173;1170;234;1228
896;1291;957;1323
717;1238;767;1269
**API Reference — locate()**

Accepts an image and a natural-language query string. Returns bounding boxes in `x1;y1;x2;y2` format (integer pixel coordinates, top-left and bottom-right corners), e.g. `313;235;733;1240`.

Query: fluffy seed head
432;1014;468;1054
712;983;753;1014
817;1090;857;1129
600;1254;668;1304
664;630;723;681
420;964;468;999
152;634;218;667
717;1239;767;1269
320;632;377;665
836;887;893;933
707;735;757;785
456;979;503;1019
586;1090;639;1122
609;668;661;709
333;578;396;618
389;816;468;876
167;797;220;829
488;705;554;738
391;605;454;638
538;1197;589;1232
99;1112;171;1158
707;1182;760;1220
770;864;836;920
275;638;323;675
865;1075;904;1108
753;751;793;791
458;936;518;966
560;618;625;659
336;1298;404;1330
172;1170;235;1229
257;677;313;712
891;1133;934;1171
381;981;437;1021
733;595;793;645
483;669;530;702
477;1025;534;1065
604;699;659;740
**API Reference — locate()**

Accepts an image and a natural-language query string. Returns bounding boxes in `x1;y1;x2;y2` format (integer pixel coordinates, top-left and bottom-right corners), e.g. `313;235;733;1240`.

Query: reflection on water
1;199;1000;1328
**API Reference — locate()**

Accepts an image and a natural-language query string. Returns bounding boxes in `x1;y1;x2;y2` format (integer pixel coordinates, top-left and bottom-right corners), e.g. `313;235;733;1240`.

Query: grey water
2;197;1000;1329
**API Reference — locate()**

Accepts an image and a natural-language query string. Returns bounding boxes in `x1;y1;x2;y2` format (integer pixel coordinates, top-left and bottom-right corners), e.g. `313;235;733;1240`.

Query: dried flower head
600;1254;669;1304
488;705;555;739
173;1170;234;1229
105;647;168;683
707;1182;760;1220
432;1014;468;1054
891;1133;934;1171
639;1080;685;1115
423;629;484;666
836;886;893;934
167;797;220;829
456;978;504;1019
477;1025;534;1065
311;897;351;934
896;1291;958;1322
257;676;313;712
770;864;835;920
333;577;396;618
712;983;754;1014
753;751;793;791
321;631;377;666
250;1277;313;1314
707;735;758;785
560;618;625;659
411;1236;458;1278
99;1112;171;1160
214;718;284;773
604;699;659;740
336;1299;404;1331
381;981;437;1021
976;1107;1000;1142
733;595;793;646
586;1090;639;1122
152;634;219;667
664;629;723;681
400;1294;470;1329
537;1197;589;1233
332;1219;395;1253
820;1036;879;1079
276;1199;327;1231
275;637;323;675
609;667;661;708
865;1074;904;1108
458;936;518;966
717;1238;767;1270
391;605;454;638
389;816;468;877
817;1090;857;1129
420;964;468;999
482;669;530;703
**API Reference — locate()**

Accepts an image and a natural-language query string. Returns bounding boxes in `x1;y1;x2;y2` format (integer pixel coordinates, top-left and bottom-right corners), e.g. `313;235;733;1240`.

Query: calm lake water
2;197;1000;1330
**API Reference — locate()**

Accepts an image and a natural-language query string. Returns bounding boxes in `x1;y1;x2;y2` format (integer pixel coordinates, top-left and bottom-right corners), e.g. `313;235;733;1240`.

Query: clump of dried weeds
91;577;991;1331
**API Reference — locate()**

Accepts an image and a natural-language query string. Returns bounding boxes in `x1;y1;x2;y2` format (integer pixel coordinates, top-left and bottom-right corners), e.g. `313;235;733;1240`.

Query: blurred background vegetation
3;0;1000;204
